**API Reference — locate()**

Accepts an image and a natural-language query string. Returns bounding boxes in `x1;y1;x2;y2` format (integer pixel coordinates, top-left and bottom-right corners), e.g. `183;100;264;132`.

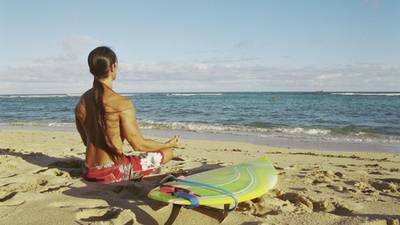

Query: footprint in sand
370;180;397;192
33;167;76;181
75;207;136;225
274;166;284;171
33;174;73;193
49;199;109;209
335;164;348;168
342;180;376;194
238;195;298;216
310;170;344;186
326;184;348;193
242;191;352;217
39;182;72;193
33;167;67;177
369;171;385;175
36;177;48;186
48;159;83;178
0;191;25;206
364;163;384;169
276;191;354;215
0;191;17;202
277;192;314;210
0;182;14;188
0;173;17;179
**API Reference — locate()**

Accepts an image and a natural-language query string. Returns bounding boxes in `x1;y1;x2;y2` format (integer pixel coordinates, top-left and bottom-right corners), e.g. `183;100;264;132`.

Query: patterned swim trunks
83;151;164;184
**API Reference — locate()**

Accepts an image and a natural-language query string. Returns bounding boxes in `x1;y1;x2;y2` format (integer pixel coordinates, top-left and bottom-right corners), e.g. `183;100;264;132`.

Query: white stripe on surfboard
187;160;270;186
187;167;242;187
193;162;272;188
198;166;257;201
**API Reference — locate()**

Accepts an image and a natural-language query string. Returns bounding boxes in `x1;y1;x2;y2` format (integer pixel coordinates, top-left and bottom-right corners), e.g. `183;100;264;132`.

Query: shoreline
1;124;399;153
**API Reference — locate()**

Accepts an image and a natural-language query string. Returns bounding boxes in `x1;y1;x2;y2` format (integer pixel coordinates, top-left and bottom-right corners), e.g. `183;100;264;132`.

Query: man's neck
99;78;113;89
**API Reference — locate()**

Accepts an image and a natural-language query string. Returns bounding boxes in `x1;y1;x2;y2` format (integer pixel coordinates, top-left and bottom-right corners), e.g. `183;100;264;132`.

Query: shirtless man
75;46;180;184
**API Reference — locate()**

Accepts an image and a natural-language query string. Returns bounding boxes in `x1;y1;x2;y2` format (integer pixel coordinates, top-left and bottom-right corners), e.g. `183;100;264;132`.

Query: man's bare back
75;86;131;167
76;84;179;168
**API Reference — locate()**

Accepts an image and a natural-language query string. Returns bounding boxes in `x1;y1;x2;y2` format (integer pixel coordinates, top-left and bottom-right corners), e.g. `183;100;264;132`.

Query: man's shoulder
75;91;89;119
104;92;133;113
75;89;91;107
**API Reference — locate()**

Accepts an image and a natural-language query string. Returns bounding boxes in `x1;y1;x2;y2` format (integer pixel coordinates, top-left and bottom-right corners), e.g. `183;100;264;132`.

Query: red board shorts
83;151;164;184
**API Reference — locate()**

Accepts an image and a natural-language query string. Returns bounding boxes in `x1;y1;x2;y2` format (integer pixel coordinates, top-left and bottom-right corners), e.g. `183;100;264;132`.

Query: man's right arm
75;103;87;146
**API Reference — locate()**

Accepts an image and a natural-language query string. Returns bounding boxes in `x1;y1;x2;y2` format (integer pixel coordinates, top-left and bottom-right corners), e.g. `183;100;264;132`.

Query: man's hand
165;135;180;148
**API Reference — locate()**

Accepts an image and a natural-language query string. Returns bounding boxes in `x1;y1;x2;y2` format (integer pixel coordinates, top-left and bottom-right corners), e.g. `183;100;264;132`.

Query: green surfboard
148;156;278;206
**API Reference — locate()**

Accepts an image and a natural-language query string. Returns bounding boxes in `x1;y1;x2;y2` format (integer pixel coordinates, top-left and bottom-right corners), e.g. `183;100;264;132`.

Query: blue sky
0;0;399;93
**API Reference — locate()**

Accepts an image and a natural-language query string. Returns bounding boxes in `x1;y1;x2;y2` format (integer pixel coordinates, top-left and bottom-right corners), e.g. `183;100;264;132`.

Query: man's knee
161;148;173;163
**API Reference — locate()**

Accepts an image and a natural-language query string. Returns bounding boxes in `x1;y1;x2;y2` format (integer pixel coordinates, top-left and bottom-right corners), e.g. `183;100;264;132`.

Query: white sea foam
1;120;399;144
139;120;332;136
0;121;75;127
138;120;400;144
166;93;223;96
275;127;331;135
0;122;43;126
121;93;135;97
47;122;75;127
65;93;81;97
0;94;68;98
331;92;400;96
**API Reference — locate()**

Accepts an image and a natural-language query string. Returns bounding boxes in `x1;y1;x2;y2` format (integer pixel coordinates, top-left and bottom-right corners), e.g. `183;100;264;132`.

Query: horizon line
1;91;400;95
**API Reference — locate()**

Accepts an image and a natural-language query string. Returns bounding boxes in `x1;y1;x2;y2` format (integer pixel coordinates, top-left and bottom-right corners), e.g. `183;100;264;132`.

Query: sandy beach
0;128;399;225
2;0;400;224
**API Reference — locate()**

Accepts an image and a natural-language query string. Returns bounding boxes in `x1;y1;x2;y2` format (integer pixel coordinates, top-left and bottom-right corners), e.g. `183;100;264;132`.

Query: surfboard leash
158;175;239;211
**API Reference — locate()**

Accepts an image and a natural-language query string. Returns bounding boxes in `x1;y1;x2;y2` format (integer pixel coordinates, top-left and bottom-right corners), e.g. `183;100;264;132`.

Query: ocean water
0;92;400;147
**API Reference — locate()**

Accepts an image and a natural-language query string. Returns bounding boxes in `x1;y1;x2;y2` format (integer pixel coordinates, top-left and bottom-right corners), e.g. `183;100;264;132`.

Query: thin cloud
362;0;383;9
1;37;399;94
2;60;400;93
234;40;255;50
